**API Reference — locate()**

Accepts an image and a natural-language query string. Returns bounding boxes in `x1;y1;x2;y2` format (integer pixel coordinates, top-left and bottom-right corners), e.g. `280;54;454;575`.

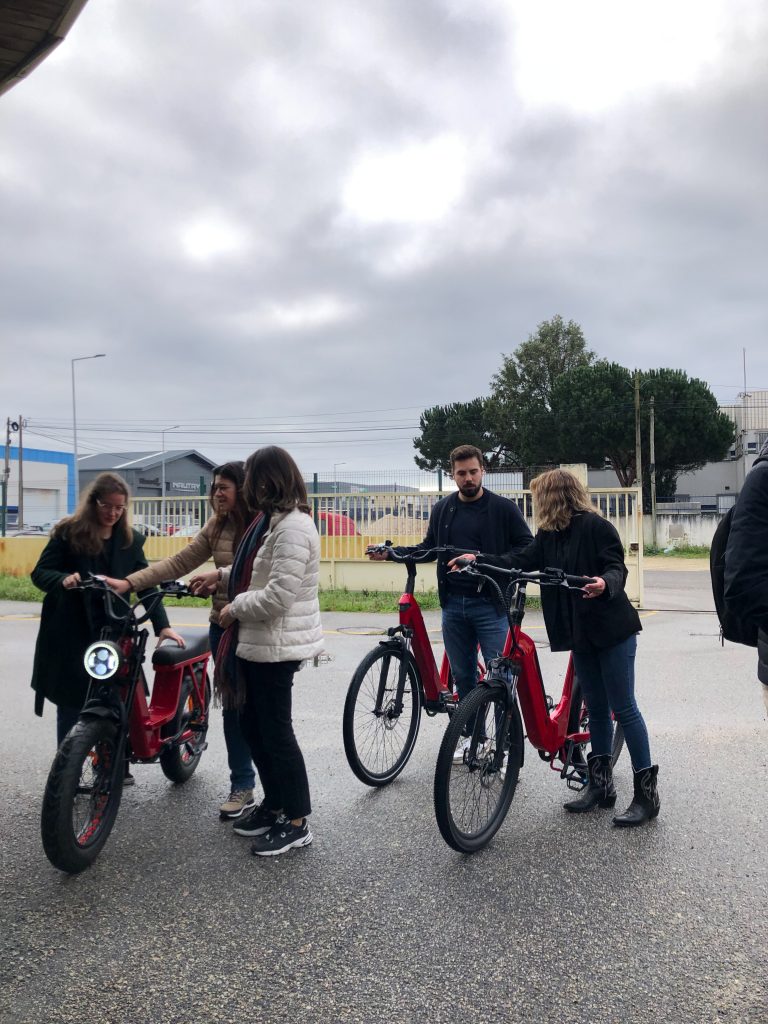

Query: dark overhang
0;0;90;98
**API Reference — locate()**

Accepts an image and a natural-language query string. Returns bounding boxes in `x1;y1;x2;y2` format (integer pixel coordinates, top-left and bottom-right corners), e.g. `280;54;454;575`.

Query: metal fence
134;487;642;563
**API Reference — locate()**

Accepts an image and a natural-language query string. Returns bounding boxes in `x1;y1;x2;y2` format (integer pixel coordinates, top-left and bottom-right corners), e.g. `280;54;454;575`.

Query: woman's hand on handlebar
62;572;82;590
103;576;131;595
447;553;477;571
366;544;390;562
581;576;606;599
159;626;185;647
189;570;219;596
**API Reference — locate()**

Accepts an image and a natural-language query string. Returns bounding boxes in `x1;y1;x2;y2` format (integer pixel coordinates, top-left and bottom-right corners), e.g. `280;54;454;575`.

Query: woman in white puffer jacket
218;446;323;858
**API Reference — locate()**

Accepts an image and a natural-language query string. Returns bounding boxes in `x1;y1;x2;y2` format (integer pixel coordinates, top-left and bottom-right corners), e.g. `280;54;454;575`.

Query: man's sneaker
250;818;313;857
219;789;257;820
233;803;283;837
452;736;472;763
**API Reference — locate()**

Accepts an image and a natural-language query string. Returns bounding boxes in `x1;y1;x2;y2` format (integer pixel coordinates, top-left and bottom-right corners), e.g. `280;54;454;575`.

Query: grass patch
319;588;442;612
0;575;41;601
0;576;540;613
0;575;443;613
644;545;710;558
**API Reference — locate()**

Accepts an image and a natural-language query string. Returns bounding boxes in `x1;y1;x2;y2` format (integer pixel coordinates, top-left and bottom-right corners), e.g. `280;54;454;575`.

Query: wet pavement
0;572;766;1024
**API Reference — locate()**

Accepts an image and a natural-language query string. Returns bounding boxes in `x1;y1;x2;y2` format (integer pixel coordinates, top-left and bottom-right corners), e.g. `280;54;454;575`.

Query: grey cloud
1;0;766;471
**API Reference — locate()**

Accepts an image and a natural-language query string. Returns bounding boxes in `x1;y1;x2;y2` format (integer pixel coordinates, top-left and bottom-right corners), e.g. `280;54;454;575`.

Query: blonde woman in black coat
452;468;659;827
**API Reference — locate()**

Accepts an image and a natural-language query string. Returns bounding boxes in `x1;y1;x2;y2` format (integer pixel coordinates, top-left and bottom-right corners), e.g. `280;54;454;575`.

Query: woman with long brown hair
31;472;183;747
211;446;323;856
108;461;258;820
452;468;659;827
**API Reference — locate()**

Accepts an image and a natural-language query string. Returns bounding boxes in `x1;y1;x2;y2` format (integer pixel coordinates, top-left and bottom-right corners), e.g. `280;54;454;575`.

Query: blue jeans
441;593;509;714
571;634;652;771
209;623;256;791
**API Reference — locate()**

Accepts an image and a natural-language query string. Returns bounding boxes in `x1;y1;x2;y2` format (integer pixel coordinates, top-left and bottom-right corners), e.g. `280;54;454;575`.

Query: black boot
613;765;660;827
564;753;616;813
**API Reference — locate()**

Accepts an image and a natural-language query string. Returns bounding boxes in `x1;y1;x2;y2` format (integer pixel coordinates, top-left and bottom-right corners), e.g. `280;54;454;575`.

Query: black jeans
237;659;311;820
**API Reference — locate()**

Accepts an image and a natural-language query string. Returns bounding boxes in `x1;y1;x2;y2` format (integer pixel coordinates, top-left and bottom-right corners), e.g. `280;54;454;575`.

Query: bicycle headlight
83;641;123;680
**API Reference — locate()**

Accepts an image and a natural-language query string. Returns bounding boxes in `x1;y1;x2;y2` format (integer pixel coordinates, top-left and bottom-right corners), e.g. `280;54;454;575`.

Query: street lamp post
71;354;106;497
160;425;180;533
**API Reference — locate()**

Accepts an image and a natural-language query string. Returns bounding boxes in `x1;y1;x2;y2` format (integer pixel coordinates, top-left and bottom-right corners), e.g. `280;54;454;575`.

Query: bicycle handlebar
452;562;596;590
365;542;477;564
74;575;204;625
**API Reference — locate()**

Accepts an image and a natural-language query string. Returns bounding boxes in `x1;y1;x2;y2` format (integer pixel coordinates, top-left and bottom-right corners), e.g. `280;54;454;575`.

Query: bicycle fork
467;658;520;772
375;632;414;722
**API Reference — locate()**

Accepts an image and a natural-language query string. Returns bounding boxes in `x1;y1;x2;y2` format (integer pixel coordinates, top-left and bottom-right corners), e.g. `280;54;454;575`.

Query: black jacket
31;527;170;712
725;440;768;684
481;511;641;653
393;489;533;607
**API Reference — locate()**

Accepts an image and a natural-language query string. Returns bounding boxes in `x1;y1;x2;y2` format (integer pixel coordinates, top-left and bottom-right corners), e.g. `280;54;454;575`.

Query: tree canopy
412;315;735;497
489;314;595;466
412;399;501;472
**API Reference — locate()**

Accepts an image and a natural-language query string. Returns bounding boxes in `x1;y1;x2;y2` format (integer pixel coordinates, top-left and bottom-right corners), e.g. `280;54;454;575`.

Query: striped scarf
213;511;268;710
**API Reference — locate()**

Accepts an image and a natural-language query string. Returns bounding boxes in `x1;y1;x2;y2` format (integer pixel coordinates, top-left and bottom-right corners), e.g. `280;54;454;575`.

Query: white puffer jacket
228;508;323;663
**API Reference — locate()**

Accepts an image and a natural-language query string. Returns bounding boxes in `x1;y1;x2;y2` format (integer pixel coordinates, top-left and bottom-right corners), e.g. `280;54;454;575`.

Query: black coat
481;511;641;652
30;528;170;712
725;443;768;684
393;489;533;607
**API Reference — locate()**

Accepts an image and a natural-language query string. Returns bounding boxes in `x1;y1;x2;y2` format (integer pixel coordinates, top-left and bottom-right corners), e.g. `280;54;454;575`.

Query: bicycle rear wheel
343;645;422;787
434;683;523;853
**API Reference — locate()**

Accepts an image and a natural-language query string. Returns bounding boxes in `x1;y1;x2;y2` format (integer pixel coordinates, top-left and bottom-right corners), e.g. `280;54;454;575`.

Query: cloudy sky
1;0;766;477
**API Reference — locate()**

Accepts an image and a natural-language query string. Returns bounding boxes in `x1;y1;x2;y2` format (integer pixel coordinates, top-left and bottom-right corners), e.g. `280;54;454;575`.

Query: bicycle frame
502;629;583;753
392;560;455;714
79;582;211;762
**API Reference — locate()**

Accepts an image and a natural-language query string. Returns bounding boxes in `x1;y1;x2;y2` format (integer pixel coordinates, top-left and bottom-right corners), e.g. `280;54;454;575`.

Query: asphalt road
1;572;766;1024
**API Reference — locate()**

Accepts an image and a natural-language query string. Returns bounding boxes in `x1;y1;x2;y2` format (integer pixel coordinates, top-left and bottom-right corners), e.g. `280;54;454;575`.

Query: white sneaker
452;736;472;763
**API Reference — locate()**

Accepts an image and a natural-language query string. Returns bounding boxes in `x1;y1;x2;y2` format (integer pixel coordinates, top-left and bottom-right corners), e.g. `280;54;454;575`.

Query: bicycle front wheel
41;717;124;874
434;683;523;853
343;645;422;787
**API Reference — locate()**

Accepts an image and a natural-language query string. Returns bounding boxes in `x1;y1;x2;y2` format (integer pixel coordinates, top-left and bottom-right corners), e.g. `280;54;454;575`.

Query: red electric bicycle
343;544;484;786
433;560;625;853
41;575;212;874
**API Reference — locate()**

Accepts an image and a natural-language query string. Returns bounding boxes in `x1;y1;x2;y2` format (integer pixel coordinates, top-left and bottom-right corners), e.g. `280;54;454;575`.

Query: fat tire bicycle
343;544;483;786
433;562;625;853
41;575;211;874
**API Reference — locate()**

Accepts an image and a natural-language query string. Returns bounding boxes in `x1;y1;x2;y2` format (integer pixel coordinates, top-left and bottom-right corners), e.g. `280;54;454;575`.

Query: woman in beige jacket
107;462;257;820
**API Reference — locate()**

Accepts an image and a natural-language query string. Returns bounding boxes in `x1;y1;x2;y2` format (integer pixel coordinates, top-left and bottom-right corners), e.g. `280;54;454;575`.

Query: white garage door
23;488;60;527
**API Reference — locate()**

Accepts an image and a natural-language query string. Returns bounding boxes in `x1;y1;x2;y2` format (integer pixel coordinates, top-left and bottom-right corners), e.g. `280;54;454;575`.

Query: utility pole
649;395;657;548
17;415;24;529
1;418;11;536
634;371;643;512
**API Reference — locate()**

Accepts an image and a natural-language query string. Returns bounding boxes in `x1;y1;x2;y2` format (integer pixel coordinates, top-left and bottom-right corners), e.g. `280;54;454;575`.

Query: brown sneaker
218;788;256;819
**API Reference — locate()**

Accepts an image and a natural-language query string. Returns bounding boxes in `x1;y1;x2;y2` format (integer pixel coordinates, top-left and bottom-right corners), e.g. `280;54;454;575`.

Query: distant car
133;520;163;536
317;511;358;536
170;525;200;537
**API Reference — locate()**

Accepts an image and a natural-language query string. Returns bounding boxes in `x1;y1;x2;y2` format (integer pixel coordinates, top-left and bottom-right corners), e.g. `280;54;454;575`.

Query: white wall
643;513;720;548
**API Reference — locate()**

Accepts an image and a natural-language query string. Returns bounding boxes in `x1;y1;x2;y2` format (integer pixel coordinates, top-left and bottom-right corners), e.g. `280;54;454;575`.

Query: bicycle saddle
152;632;210;665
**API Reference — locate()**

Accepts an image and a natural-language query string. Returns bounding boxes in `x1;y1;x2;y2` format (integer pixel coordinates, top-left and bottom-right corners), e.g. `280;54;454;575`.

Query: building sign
139;477;160;487
170;481;201;493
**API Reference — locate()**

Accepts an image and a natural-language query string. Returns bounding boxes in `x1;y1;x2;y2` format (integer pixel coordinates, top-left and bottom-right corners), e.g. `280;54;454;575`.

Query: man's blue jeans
571;633;652;771
209;623;256;791
441;592;509;710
